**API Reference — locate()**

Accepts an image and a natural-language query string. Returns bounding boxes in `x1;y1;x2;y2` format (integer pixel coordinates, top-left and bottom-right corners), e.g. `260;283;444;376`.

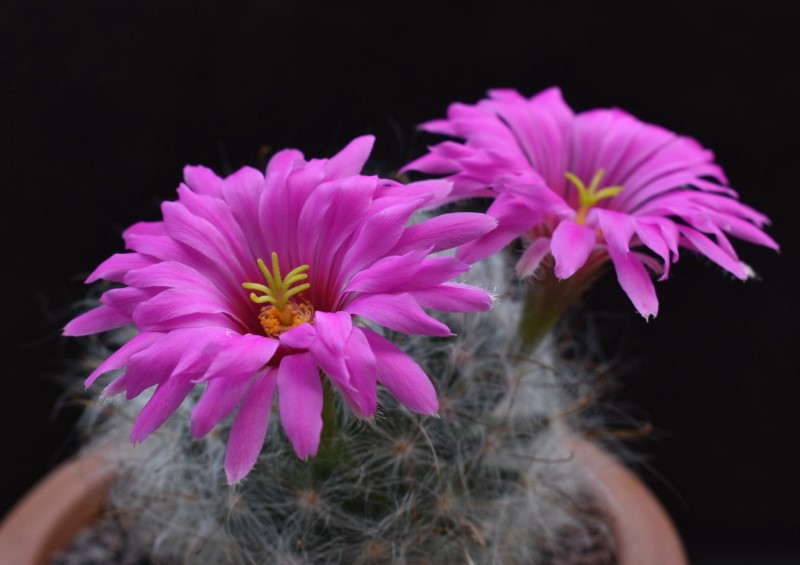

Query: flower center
565;168;624;224
242;252;314;337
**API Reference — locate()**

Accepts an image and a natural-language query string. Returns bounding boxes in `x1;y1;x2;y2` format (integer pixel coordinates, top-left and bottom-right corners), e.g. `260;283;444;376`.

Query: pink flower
404;88;778;318
66;136;496;482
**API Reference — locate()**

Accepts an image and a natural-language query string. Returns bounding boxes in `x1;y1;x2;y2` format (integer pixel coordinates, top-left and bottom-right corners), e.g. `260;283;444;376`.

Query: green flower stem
313;377;340;477
517;262;606;357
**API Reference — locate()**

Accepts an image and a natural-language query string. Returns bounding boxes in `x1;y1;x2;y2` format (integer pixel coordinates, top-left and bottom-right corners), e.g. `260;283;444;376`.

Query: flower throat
243;252;314;337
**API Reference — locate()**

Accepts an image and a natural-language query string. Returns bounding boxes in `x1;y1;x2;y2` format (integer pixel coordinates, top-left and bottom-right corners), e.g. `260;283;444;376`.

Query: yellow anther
565;169;624;224
243;252;311;312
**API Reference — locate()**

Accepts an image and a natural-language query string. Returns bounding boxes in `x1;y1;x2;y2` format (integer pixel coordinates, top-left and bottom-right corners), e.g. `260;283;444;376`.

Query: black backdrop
2;2;798;561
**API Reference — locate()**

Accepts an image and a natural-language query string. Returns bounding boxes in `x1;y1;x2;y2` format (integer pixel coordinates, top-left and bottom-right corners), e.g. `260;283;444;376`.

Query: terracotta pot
569;438;687;565
0;453;112;565
0;440;686;564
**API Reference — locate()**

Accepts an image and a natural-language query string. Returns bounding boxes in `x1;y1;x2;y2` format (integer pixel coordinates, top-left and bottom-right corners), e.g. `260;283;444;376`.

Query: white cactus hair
59;254;619;564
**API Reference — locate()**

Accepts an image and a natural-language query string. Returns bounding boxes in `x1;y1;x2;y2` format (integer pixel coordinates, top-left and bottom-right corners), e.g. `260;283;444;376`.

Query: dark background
2;2;797;562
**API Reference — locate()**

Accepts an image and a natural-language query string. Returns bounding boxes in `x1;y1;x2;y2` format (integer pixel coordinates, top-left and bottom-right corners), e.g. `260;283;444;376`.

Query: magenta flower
405;88;778;318
66;136;496;482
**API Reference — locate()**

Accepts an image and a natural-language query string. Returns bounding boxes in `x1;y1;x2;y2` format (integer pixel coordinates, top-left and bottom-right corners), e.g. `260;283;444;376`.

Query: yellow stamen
565;168;624;225
243;252;313;336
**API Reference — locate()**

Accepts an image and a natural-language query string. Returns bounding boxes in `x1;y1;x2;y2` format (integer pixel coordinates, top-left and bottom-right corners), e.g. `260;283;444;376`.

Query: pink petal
280;322;317;350
259;156;322;257
339;327;378;418
324;135;374;179
607;247;659;319
487;87;572;185
220;167;270;256
516;237;552;278
160;201;245;283
124;328;221;399
101;287;162;318
264;148;305;186
551;220;597;279
345;293;452;336
410;282;494;312
123;261;223;296
297;175;376;270
400;151;459;175
712;213;779;251
101;373;128;397
122;223;197;266
307;311;353;391
457;184;569;264
183;165;224;197
277;353;324;459
129;373;196;443
345;252;467;294
84;331;162;387
225;368;278;484
634;221;672;280
361;328;438;414
64;305;131;336
199;333;278;382
594;209;637;254
419;117;457;136
678;227;748;279
86;253;155;283
173;185;253;275
339;198;424;276
191;376;252;438
455;191;539;264
132;289;238;331
391;213;498;256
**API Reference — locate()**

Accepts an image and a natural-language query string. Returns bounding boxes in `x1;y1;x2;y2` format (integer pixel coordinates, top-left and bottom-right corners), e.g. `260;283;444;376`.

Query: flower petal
278;352;324;459
516;237;552;278
124;328;226;399
410;282;494;312
391;213;498;256
191;376;253;438
339;327;378;418
220;167;267;256
183;165;224;197
678;226;748;279
634;221;672;280
551;220;597;279
595;209;637;254
132;289;239;331
130;373;196;443
86;253;155;284
307;311;353;390
280;322;317;350
225;368;278;484
63;305;131;336
297;175;376;274
607;247;659;319
197;333;278;383
345;293;452;336
84;331;162;387
361;328;438;414
102;287;163;318
339;198;424;276
345;252;468;295
457;184;568;263
324;135;375;179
